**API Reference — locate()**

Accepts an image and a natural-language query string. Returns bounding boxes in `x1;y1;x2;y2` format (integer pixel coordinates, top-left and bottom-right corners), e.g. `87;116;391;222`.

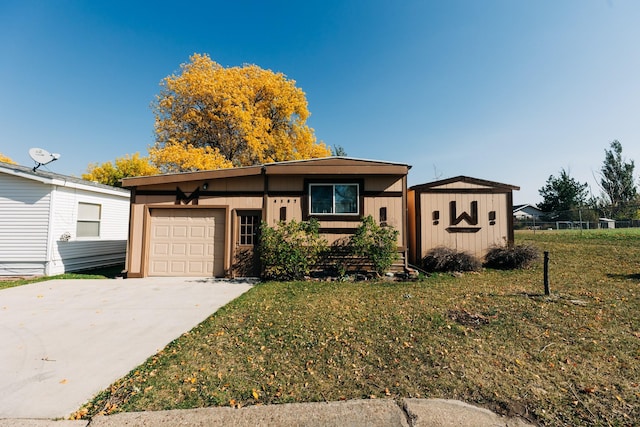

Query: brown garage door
148;209;225;277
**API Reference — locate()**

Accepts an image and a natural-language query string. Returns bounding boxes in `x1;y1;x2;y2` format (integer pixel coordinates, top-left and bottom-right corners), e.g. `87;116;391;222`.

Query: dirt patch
447;309;492;327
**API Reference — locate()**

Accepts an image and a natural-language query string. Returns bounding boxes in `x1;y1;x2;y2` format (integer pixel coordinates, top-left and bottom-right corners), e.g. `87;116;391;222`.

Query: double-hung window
76;202;101;237
309;183;359;215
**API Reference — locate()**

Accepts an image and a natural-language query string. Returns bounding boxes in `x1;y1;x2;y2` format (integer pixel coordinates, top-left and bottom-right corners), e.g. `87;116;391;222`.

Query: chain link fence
514;206;640;230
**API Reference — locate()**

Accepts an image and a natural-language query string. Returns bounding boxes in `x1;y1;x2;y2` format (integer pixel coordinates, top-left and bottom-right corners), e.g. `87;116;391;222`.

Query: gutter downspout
44;184;57;276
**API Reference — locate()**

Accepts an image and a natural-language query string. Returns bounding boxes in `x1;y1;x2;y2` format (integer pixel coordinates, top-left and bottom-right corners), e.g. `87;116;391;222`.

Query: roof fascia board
121;159;410;188
0;165;129;198
121;166;264;187
264;164;409;175
411;175;520;191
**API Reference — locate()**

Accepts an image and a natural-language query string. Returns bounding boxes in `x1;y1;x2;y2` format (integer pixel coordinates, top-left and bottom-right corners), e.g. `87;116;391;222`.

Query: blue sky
1;0;639;204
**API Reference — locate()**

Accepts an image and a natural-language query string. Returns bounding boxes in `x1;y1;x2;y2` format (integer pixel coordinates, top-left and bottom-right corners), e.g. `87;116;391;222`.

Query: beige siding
363;197;403;231
266;196;303;224
127;203;146;275
419;192;510;258
407;190;416;263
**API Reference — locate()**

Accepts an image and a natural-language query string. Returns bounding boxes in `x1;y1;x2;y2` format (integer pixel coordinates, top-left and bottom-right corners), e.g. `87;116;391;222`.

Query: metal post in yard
544;251;550;296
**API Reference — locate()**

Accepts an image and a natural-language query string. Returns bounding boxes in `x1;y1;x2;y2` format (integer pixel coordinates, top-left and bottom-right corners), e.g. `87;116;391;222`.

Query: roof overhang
121;165;264;187
411;175;520;192
121;157;411;188
0;162;130;198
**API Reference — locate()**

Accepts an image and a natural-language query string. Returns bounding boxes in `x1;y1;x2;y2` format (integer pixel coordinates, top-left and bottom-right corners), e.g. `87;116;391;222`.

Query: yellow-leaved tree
150;53;330;172
148;143;232;173
0;153;16;164
83;153;159;186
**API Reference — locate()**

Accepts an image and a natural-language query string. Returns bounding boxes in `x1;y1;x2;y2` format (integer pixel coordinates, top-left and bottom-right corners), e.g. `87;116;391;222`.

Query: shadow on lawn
606;272;640;280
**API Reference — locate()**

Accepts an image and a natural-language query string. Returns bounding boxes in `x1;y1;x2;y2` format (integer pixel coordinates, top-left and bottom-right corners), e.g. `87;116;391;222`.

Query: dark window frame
238;212;260;246
303;179;364;221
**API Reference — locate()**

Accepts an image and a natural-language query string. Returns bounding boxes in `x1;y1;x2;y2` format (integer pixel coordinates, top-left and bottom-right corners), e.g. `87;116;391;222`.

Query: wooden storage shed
408;176;519;265
121;157;410;278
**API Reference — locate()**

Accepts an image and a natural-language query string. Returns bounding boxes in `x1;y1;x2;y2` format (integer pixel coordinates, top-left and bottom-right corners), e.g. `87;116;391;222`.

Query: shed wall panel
419;192;510;259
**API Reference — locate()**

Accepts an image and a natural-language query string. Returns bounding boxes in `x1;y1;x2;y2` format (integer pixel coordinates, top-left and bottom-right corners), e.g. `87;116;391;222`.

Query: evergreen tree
538;169;588;220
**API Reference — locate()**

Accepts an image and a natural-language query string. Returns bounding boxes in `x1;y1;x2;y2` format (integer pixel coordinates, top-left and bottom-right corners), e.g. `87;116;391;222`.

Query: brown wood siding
365;175;405;192
265;196;304;224
126;203;146;276
267;175;304;193
407;189;417;265
418;191;511;259
124;158;411;277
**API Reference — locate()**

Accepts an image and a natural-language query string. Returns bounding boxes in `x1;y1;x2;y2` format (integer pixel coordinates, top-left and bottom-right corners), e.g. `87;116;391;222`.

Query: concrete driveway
0;277;254;419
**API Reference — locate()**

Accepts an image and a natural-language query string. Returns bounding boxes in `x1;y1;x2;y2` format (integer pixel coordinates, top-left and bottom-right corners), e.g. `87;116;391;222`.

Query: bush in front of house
483;244;539;270
349;215;400;277
259;219;328;280
421;247;481;273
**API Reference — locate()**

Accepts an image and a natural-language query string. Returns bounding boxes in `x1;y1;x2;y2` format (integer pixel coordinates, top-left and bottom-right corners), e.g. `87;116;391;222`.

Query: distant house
0;161;130;276
408;176;519;263
121;157;410;278
513;204;544;220
598;218;615;229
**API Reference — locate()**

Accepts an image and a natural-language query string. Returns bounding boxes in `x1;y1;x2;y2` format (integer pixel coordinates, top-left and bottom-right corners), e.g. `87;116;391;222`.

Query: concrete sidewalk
0;399;535;426
0;277;255;419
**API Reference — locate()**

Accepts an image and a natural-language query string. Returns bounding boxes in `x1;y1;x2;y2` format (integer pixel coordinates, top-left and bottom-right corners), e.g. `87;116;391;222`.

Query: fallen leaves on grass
75;230;640;426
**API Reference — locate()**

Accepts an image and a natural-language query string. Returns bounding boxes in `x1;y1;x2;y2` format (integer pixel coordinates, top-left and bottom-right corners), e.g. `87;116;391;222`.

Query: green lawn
77;230;639;425
0;265;124;290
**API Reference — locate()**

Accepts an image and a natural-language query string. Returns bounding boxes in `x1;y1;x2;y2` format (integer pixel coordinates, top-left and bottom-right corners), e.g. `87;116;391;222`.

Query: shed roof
513;204;543;213
410;175;520;192
121;157;411;188
0;161;130;197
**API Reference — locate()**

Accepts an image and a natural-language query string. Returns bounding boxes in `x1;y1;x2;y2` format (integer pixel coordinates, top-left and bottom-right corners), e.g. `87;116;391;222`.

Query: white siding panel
47;240;127;275
0;174;51;275
50;186;129;241
0;262;47;276
47;186;129;274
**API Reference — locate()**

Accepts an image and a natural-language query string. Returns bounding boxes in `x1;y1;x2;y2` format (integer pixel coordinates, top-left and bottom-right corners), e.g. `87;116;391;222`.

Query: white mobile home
0;161;130;276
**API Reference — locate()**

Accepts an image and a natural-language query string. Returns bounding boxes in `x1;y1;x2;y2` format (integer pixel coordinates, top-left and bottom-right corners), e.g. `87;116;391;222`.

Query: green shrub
349;215;399;276
258;219;328;280
483;244;539;270
421;247;481;273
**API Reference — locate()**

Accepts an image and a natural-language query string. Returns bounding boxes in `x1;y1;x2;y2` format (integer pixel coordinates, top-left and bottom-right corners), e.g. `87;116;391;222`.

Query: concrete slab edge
0;398;536;427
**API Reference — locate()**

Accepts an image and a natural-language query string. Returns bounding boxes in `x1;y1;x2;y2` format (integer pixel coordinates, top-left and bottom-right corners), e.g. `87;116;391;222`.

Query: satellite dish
29;147;60;172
